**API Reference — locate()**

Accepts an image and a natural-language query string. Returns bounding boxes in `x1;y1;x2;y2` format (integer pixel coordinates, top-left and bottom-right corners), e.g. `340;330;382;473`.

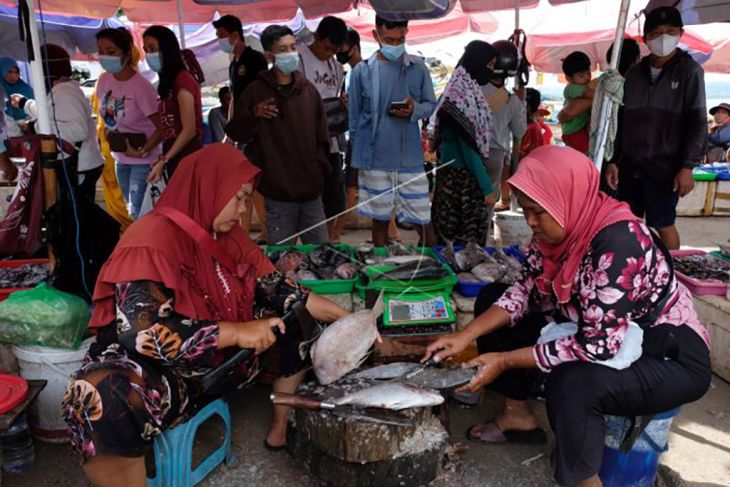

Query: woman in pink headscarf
425;146;711;487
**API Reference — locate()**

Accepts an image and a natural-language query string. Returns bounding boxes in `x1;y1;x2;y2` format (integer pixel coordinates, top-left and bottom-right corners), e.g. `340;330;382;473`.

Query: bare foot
469;409;540;438
493;201;510;212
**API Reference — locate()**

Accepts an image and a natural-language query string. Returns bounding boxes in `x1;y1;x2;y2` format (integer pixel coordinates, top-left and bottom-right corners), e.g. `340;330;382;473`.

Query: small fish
349;362;422;380
335;262;358;280
311;292;385;385
457;272;481;283
275;251;306;273
471;263;507;283
331;383;444;410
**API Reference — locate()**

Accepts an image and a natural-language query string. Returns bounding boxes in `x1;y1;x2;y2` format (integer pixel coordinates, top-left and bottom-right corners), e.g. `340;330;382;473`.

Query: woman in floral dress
425;146;711;487
62;144;347;486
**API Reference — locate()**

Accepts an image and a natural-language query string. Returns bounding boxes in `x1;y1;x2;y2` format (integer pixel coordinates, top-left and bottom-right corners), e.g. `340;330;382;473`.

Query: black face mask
336;51;352;65
474;68;493;86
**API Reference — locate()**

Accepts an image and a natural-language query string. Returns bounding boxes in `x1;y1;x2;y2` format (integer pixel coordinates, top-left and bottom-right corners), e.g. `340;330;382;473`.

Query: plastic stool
147;398;236;487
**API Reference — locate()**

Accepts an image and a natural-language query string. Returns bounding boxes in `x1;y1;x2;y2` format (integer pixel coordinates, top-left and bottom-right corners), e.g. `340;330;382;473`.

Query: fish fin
371;290;386;318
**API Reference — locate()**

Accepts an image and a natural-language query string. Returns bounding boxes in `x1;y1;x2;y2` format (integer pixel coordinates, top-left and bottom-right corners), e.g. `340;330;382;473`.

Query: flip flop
465;422;547;445
263;439;287;452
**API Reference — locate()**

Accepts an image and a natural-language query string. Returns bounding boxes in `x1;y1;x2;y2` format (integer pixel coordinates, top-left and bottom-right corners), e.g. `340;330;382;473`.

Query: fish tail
371;290;386;318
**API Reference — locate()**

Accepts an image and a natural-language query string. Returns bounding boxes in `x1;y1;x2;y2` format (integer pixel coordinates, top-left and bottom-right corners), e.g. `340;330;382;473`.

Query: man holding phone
225;25;331;245
348;15;438;247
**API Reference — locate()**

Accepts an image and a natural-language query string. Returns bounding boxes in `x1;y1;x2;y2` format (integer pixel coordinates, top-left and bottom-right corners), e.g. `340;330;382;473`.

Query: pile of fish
269;244;358;282
311;293;385;385
355;242;422;265
441;242;522;284
373;259;449;281
0;263;51;289
674;254;730;283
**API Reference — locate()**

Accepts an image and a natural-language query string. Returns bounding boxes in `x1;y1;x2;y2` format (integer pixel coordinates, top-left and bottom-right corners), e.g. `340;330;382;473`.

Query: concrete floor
3;216;729;486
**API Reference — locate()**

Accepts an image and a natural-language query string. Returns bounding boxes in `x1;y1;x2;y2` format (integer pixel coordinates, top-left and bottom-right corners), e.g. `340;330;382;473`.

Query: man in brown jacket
226;25;331;245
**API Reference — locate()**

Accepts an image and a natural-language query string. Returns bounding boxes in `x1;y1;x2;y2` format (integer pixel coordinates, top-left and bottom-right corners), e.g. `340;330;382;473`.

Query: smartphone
390;101;409;111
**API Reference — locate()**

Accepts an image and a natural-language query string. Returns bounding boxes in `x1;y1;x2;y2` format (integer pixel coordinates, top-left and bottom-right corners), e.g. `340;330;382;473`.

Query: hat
710;103;730;115
537;105;551;116
644;7;683;36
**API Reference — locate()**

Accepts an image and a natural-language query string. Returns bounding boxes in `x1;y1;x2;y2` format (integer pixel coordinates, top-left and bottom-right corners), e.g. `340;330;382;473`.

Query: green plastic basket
265;244;357;295
693;170;717;181
356;263;458;299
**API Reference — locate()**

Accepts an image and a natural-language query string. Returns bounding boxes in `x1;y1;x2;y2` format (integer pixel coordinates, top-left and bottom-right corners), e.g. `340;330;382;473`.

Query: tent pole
509;0;521;213
177;0;186;49
593;0;631;172
24;0;51;134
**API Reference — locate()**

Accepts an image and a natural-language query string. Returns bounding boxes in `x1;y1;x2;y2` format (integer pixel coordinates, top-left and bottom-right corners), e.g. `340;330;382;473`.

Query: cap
644;6;683;36
537;106;551;116
709;103;730;115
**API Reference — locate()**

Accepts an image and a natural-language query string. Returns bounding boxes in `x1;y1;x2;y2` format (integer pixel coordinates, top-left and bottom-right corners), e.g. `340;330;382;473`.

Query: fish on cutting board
311;292;384;385
348;362;422;380
331;382;444;410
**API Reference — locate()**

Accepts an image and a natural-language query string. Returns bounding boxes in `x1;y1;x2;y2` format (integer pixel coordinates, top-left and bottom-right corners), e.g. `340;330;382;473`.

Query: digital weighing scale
380;291;456;336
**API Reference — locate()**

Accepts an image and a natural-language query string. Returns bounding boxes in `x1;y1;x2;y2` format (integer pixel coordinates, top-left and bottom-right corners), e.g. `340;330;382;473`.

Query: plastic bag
139;179;166;217
537;321;644;370
0;283;90;349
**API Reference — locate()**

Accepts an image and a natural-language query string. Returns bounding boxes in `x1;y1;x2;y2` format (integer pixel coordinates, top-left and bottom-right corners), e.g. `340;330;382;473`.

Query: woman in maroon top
143;26;204;181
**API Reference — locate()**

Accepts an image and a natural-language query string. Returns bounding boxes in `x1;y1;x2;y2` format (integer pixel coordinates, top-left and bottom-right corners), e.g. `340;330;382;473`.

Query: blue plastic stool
147;398;236;487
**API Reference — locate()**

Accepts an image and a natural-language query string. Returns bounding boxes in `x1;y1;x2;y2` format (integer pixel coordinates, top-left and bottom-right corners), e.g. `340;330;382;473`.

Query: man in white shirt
299;16;347;242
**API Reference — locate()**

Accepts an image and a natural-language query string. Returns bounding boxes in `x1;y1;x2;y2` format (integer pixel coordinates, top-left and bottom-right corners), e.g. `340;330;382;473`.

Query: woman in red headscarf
62;144;347;486
425;146;711;487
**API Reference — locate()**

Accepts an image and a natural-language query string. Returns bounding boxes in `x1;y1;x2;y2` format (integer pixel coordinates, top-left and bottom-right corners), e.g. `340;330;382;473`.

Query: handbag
107;132;147;153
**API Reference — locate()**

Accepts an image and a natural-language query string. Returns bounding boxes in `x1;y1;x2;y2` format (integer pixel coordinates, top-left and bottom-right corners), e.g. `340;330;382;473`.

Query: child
520;88;546;159
561;51;594;153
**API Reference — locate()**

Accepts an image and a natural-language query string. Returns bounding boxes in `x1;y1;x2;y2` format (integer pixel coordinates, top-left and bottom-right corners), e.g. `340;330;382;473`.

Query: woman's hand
147;158;166;184
422;331;471;363
236;317;286;354
456;353;507;393
484;193;497;206
124;139;146;158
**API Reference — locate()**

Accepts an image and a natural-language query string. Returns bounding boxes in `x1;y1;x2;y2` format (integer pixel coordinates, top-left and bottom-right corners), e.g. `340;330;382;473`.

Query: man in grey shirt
480;40;526;214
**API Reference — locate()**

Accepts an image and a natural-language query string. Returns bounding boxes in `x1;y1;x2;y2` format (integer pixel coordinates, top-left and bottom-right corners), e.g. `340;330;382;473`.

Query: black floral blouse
62;272;307;461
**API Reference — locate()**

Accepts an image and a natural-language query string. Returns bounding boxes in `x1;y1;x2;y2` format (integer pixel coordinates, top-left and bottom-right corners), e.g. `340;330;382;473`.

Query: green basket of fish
266;244;358;295
356;260;458;298
354;243;441;265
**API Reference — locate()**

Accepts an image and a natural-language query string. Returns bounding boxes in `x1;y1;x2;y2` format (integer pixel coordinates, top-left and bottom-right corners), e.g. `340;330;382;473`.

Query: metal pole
177;0;186;49
509;0;521;213
25;0;51;134
592;0;631;172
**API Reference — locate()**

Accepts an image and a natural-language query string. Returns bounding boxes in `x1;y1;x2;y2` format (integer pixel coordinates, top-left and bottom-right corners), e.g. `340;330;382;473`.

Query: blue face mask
380;43;406;62
146;52;163;73
274;52;300;75
219;38;234;54
99;55;124;74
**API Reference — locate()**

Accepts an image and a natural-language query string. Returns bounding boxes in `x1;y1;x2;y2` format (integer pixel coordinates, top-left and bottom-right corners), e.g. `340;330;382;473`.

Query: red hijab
90;144;274;328
507;146;639;304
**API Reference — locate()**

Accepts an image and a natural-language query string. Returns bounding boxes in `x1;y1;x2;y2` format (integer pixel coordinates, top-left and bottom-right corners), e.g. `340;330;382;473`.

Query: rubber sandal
263;439;287;452
493;204;510;213
465;422;547;445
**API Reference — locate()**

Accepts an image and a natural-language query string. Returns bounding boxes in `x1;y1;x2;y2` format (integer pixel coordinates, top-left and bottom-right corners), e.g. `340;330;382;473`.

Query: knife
270;392;415;427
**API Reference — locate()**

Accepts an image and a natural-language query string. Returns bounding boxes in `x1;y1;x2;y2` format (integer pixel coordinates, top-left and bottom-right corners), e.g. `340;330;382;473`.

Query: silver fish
331;383;444;410
471;263;507;283
311;292;385;385
406;367;476;389
382;255;436;266
454;242;490;271
348;362;422;380
457;272;481;283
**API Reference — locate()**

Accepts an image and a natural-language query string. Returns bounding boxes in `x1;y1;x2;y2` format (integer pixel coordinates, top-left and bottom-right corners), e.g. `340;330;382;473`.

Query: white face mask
648;34;680;57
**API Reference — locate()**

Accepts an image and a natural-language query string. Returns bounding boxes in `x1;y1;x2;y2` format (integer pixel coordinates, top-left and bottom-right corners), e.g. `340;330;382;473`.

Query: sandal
493;203;510;213
263;439;287;452
465;421;547;445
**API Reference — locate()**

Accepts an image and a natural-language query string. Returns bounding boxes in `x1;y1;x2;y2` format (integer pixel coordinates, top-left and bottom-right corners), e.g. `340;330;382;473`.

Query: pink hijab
507;146;640;303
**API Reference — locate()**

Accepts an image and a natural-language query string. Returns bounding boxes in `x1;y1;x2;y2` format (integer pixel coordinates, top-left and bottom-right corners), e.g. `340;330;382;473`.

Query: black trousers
322;152;346;219
473;284;712;486
77;165;103;202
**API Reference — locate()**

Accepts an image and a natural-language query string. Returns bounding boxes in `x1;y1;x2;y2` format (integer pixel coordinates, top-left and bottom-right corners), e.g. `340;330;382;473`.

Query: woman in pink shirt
425;146;711;487
96;28;163;220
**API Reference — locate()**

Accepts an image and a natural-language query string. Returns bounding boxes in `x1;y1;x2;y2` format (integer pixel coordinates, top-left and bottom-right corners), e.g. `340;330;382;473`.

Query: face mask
647;34;680;57
146;52;163;73
474;68;493;87
274;52;300;75
336;51;352;65
99;55;124;74
219;38;234;54
380;43;406;62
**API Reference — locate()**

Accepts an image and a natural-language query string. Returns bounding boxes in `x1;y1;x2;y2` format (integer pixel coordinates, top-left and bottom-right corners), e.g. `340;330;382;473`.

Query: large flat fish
348;362;422;380
311;293;385;385
406;367;476;390
331;383;444;411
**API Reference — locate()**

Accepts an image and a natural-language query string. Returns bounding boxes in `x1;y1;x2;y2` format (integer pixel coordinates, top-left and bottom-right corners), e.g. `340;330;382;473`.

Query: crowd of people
0;5;723;487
